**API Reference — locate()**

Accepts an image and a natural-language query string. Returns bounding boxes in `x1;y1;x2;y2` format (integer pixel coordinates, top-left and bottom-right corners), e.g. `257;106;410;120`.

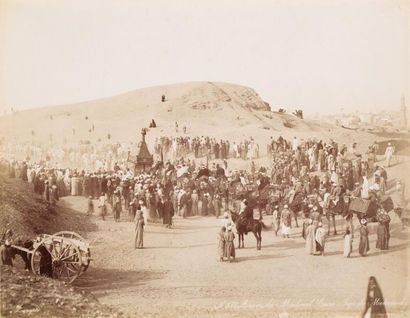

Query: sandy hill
0;81;381;150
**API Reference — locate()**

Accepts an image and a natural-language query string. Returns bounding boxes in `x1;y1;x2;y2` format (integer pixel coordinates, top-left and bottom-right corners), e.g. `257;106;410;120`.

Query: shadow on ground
75;267;165;293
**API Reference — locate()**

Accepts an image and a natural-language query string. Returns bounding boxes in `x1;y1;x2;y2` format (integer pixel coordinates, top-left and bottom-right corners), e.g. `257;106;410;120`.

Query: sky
0;0;409;115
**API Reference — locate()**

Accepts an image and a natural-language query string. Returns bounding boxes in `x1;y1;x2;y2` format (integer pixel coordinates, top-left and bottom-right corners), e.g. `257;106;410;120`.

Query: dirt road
60;161;410;318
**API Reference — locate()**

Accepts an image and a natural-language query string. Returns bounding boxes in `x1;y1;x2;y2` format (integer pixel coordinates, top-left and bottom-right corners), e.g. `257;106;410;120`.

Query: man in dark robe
91;174;99;199
361;276;387;318
162;196;174;228
376;210;390;250
122;180;130;210
21;162;28;181
101;175;108;194
38;245;53;277
359;219;370;256
216;164;225;179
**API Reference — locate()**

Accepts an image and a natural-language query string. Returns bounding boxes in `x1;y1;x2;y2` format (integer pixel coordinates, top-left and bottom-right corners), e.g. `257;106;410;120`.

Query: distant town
310;96;408;134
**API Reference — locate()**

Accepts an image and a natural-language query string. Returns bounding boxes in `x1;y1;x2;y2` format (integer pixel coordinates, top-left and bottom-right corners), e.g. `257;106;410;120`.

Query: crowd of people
0;133;406;260
154;136;260;161
299;210;391;258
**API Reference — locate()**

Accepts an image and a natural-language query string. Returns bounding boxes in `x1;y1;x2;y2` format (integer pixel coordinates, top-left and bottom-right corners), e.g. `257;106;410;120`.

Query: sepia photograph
0;0;409;317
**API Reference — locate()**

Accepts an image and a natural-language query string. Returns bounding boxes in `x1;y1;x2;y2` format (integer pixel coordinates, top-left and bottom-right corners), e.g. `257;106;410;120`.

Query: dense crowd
154;136;260;161
1;134;406;258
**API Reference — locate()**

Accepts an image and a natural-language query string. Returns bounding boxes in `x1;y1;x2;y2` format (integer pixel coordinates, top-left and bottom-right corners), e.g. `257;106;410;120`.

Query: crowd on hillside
0;134;406;257
154;136;260;161
0;135;262;173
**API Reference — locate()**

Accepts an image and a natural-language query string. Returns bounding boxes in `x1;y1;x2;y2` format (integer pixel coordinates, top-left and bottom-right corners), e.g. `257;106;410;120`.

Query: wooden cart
11;231;91;285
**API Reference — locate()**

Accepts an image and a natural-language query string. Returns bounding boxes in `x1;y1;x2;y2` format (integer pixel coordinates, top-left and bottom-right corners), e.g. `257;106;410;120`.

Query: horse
10;239;34;271
230;211;263;250
11;239;53;277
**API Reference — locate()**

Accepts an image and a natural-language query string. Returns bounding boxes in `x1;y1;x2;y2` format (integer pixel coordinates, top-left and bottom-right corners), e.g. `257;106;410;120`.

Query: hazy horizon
1;0;409;115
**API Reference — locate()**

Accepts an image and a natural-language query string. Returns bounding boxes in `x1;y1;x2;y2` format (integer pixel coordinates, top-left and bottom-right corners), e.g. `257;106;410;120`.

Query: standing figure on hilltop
149;119;157;128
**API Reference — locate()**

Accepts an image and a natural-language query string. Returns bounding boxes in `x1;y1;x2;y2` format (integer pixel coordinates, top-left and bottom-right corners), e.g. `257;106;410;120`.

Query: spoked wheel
31;236;82;285
53;231;85;241
54;231;90;273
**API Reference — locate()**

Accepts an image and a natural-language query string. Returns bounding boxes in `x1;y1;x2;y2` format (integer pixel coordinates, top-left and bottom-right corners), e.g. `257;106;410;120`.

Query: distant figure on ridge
149;119;157;128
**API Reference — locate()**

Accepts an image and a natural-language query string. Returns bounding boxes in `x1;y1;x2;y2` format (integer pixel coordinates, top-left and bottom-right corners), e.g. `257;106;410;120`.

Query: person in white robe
361;176;370;199
292;137;299;153
305;219;315;255
315;223;326;255
343;230;353;257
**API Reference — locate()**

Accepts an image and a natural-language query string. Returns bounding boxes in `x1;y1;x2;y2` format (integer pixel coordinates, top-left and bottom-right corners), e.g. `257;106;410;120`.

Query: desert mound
0;81;381;152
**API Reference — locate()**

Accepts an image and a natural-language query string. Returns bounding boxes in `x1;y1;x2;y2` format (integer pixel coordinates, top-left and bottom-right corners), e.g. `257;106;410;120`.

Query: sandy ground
57;161;410;318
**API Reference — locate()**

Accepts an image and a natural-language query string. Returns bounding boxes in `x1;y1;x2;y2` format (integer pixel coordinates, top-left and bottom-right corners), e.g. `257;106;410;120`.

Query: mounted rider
239;199;254;234
239;199;253;218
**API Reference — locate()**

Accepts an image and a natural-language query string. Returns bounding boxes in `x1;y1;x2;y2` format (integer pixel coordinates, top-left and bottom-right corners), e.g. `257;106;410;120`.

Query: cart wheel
53;231;85;241
54;231;90;274
31;236;82;285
